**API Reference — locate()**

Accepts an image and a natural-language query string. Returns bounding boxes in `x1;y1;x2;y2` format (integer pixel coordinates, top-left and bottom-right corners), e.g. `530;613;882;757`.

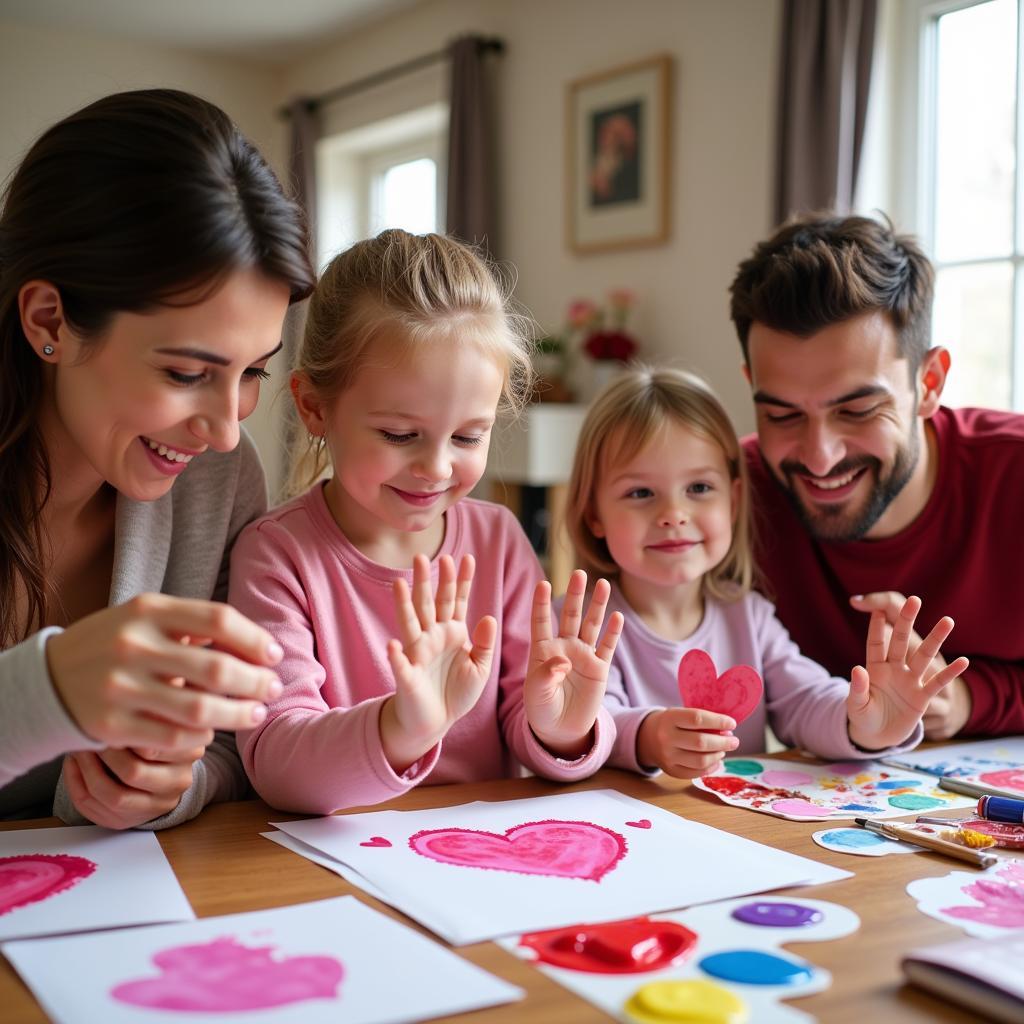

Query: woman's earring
42;344;55;356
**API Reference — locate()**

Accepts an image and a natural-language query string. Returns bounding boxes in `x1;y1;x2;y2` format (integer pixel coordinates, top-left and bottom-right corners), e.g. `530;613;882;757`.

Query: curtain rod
279;35;504;118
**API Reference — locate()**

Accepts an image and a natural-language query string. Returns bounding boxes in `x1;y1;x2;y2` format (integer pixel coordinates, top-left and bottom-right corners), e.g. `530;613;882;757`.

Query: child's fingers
453;554;476;623
886;595;922;664
434;555;457;621
672;707;737;732
386;637;413;687
595;610;624;662
663;752;726;780
391;578;422;647
530;580;554;644
922;656;970;699
578;577;610;647
910;615;955;673
865;609;888;665
468;615;497;673
847;664;870;713
411;553;436;629
558;569;587;638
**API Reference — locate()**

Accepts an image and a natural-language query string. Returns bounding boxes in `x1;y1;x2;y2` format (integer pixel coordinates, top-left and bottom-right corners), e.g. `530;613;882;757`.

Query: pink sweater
229;486;615;814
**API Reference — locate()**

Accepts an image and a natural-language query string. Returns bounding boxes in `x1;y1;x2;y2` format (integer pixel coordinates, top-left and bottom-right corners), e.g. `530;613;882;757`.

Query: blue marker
978;795;1024;824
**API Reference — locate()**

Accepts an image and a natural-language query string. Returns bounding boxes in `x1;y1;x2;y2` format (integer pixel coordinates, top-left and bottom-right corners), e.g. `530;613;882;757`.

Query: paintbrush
853;817;998;869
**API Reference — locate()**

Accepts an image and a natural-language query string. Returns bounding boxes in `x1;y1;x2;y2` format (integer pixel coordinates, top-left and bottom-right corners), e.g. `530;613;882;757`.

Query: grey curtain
774;0;878;224
446;35;495;252
286;97;320;259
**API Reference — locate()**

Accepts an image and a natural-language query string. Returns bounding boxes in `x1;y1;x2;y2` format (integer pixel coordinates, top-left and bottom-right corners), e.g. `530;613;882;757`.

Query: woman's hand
62;744;206;830
45;594;283;753
636;708;739;778
380;554;496;774
524;570;623;759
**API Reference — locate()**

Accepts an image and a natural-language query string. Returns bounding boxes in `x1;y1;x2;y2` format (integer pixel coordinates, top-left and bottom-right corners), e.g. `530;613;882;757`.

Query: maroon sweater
745;406;1024;736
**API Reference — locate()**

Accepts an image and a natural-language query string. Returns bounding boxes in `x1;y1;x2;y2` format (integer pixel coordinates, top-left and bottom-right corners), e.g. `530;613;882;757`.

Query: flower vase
585;360;623;402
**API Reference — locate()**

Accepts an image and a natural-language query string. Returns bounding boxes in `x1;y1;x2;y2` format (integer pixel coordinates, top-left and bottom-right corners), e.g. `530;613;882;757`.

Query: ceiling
0;0;422;61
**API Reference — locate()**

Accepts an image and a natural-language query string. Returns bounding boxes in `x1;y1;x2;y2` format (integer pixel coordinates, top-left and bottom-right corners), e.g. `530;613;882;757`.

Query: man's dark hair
729;212;934;369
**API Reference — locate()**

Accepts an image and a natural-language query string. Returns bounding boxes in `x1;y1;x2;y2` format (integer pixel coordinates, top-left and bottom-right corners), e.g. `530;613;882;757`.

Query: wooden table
1;765;1007;1023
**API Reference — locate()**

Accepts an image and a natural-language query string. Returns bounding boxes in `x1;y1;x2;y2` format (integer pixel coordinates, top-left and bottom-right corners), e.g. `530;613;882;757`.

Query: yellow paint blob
624;979;749;1023
957;827;998;849
853;774;872;786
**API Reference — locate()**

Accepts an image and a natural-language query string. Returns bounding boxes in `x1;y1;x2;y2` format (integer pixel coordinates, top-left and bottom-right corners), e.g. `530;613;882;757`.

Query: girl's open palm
381;554;496;772
525;570;623;758
846;595;969;750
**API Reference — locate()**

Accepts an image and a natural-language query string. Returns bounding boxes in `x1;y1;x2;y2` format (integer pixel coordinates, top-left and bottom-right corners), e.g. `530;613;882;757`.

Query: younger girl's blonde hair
288;229;534;494
566;365;754;602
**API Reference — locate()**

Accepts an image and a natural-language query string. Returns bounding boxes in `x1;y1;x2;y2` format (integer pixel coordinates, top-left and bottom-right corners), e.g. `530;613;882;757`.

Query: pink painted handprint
942;861;1024;930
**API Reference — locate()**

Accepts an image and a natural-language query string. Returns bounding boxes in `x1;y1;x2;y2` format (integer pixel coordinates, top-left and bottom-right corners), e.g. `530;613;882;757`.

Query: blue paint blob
821;829;887;848
699;950;813;986
887;794;944;811
731;901;823;927
874;779;922;790
838;803;884;812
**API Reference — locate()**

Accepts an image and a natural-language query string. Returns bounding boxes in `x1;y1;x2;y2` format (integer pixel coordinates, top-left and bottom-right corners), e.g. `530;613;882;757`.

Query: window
316;103;446;270
891;0;1021;409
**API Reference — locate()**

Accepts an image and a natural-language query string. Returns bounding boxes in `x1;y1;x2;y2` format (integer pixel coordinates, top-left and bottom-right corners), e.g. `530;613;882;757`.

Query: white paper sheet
881;737;1024;777
0;825;193;940
270;790;850;945
2;896;524;1024
498;896;860;1024
907;859;1024;938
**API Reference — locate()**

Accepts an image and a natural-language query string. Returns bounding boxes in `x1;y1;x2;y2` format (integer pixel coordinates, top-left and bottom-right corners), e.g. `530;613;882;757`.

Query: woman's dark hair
0;88;316;644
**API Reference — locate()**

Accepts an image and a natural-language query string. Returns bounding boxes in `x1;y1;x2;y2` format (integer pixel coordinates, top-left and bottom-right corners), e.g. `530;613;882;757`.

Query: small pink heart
677;649;763;725
0;854;96;916
359;837;392;848
626;819;652;829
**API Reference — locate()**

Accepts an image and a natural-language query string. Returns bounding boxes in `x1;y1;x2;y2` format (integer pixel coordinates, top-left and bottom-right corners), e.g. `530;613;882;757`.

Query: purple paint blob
760;770;815;788
731;902;823;928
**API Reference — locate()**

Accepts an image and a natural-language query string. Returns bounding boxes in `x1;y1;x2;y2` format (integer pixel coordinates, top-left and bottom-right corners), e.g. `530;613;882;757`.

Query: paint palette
908;859;1024;938
500;896;860;1023
693;757;976;822
1;896;523;1024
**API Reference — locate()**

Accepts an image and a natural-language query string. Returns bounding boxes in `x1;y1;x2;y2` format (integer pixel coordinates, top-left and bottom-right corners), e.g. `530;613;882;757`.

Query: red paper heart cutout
111;937;343;1011
677;649;763;724
359;837;392;848
626;819;652;829
521;915;697;974
0;854;96;916
408;819;626;881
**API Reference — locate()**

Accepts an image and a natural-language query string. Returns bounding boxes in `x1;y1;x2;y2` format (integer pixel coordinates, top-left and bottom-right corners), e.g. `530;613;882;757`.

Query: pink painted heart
0;854;96;916
111;937;343;1011
408;819;627;882
359;837;392;848
626;819;652;829
677;649;763;724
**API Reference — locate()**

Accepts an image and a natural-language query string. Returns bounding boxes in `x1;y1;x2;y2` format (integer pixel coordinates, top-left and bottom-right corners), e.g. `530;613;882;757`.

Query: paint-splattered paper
269;790;849;945
881;736;1024;778
693;757;976;822
1;896;523;1024
907;859;1024;938
498;897;860;1024
0;825;193;941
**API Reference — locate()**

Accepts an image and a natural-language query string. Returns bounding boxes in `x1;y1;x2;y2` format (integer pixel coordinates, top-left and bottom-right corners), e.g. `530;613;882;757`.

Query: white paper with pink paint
692;756;976;821
907;859;1024;938
269;790;850;945
2;896;523;1024
0;825;193;941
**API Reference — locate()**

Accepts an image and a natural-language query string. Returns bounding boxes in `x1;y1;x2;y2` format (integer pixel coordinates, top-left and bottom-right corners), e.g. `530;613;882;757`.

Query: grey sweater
0;431;267;827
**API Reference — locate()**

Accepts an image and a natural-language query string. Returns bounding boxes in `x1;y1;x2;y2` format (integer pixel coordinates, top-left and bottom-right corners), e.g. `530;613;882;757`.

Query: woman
0;89;315;828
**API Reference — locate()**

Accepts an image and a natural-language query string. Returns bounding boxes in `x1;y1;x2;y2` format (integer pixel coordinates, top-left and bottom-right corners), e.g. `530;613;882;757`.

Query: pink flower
567;300;598;329
607;289;635;311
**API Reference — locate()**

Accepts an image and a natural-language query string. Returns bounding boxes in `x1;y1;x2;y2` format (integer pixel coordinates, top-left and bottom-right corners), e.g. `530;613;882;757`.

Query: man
730;213;1024;738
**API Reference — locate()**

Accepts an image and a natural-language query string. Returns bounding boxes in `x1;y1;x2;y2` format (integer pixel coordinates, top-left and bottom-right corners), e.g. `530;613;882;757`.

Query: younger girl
230;230;622;814
565;366;968;778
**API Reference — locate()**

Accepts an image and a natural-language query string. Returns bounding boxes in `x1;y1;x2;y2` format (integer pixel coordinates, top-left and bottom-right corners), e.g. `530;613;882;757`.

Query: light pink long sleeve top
229;486;615;814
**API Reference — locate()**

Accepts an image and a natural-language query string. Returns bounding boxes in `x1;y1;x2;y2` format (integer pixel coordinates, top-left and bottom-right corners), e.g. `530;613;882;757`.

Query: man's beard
774;432;920;542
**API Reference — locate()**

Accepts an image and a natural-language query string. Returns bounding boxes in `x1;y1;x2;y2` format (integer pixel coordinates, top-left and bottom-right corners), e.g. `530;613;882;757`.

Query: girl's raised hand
380;554;496;773
524;570;623;758
636;707;739;779
44;594;283;753
846;595;970;750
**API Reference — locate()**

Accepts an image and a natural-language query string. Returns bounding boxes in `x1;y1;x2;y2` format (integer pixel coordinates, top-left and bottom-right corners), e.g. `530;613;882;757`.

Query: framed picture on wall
566;54;672;254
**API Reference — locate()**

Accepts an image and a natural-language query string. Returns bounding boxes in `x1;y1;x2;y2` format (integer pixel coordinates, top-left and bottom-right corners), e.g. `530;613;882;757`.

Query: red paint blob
521;916;697;974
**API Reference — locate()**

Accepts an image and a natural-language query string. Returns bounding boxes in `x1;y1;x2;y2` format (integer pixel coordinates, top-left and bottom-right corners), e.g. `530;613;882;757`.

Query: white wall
0;20;294;492
280;0;781;435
